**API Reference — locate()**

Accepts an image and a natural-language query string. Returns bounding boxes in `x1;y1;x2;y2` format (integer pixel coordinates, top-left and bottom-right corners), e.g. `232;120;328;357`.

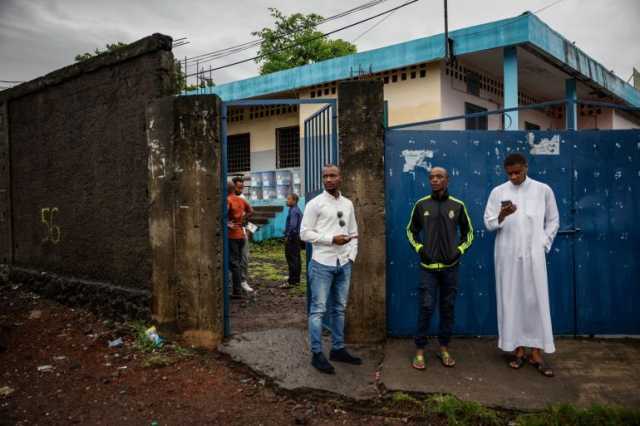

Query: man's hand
332;234;352;246
498;203;517;223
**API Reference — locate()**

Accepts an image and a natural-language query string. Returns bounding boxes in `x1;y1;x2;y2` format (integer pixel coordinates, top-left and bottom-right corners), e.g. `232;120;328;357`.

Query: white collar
322;190;342;201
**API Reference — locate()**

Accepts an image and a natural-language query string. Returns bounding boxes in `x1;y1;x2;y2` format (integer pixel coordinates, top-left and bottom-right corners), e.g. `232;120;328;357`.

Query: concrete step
251;213;275;221
253;205;284;213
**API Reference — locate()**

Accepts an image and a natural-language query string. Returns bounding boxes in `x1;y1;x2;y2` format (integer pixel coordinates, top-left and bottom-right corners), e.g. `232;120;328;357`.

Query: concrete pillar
146;95;224;349
503;46;519;130
0;101;11;265
338;80;386;344
565;78;578;130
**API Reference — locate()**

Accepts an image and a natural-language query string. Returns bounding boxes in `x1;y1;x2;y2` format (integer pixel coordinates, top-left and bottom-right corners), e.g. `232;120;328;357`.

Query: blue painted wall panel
572;130;640;334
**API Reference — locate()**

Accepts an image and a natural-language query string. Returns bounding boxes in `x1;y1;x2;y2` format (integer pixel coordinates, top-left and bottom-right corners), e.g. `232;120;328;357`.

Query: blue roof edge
526;13;640;107
189;12;640;107
192;13;530;101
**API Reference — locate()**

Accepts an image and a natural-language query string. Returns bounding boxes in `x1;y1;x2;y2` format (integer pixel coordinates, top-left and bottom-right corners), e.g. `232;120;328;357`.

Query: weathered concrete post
146;95;224;349
338;80;386;344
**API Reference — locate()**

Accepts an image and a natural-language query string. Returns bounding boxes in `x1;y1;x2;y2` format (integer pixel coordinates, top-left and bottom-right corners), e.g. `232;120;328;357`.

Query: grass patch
128;321;160;353
250;240;285;263
515;404;640;426
248;239;308;287
172;344;195;358
427;394;502;426
142;354;176;369
390;392;424;413
288;283;307;297
249;263;286;283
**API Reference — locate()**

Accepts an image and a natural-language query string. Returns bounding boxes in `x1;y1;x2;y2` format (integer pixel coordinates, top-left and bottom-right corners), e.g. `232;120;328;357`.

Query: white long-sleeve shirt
300;190;358;267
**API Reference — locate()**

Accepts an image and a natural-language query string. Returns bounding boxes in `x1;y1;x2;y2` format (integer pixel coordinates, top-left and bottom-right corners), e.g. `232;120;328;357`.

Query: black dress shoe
329;348;362;365
311;352;335;374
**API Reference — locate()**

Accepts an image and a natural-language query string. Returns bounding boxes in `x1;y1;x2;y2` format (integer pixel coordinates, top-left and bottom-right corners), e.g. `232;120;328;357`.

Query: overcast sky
1;0;638;89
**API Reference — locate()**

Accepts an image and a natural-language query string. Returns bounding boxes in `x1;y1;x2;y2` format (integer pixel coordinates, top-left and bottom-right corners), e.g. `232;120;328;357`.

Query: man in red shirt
227;182;253;298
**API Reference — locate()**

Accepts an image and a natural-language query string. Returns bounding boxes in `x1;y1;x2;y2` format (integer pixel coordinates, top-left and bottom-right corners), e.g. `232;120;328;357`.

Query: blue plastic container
260;171;275;187
250;187;262;201
276;170;292;186
250;173;262;187
276;184;291;199
262;186;276;200
292;169;302;185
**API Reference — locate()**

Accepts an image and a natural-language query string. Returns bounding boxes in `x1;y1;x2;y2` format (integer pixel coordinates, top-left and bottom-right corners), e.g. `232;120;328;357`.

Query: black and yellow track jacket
406;190;474;270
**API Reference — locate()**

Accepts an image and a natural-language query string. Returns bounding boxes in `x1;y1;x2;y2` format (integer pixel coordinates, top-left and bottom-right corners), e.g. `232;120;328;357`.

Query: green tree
252;8;357;75
75;42;213;94
74;42;128;62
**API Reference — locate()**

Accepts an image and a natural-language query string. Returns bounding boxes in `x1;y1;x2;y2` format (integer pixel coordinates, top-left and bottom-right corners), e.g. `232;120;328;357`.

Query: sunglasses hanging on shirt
337;211;345;227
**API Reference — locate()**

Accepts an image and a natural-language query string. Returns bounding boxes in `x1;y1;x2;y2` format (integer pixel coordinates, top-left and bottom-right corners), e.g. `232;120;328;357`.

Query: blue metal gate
385;129;640;336
303;103;338;198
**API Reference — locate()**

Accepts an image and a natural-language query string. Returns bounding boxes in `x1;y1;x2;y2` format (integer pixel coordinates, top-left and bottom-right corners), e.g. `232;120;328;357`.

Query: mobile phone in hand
501;200;512;207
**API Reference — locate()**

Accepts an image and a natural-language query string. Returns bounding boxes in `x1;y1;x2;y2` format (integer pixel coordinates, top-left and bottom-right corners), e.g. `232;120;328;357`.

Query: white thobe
483;177;559;353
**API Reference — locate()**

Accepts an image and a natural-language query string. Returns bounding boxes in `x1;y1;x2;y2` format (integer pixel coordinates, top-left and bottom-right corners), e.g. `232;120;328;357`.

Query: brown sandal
529;360;554;377
509;355;527;369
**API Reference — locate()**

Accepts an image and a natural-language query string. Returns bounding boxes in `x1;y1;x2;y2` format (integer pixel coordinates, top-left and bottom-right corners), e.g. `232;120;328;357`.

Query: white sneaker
240;281;254;293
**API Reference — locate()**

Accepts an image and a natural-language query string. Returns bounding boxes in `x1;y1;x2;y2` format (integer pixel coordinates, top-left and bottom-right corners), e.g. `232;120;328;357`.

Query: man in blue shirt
282;193;303;289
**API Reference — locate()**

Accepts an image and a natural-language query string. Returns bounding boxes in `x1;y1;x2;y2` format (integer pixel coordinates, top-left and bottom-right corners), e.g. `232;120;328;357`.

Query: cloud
1;0;638;86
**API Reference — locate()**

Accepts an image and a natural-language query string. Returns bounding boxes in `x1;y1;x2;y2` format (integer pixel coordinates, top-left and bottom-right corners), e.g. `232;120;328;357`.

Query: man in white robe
483;153;559;377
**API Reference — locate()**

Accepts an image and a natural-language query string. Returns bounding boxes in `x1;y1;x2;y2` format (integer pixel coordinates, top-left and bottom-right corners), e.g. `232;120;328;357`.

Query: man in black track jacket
406;166;473;370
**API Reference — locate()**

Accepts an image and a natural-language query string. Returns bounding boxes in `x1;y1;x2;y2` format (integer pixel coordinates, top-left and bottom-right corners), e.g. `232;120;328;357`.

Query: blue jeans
415;265;459;349
308;259;352;354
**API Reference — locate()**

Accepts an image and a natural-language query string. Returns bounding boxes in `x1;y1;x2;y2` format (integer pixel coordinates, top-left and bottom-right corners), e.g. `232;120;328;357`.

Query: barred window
228;133;250;173
276;126;300;168
465;103;488;130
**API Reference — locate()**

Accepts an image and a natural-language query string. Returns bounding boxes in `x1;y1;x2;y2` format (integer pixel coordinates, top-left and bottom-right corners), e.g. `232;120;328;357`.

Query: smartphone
501;200;512;207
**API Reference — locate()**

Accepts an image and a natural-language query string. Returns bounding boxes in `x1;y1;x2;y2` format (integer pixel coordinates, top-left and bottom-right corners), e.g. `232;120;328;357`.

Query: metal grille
276;126;300;168
304;105;337;195
227;133;250;173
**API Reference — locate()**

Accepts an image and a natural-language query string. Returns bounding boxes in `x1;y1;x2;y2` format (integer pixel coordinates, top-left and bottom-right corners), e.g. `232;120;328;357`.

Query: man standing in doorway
282;193;303;289
232;176;254;294
301;165;360;374
483;153;559;377
227;181;254;298
406;167;474;370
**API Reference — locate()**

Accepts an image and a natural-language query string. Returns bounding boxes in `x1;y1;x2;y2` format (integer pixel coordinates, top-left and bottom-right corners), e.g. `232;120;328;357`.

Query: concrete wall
612;110;640;129
519;109;560;130
0;102;10;266
0;34;175;318
338;80;386;344
147;95;223;348
385;62;441;126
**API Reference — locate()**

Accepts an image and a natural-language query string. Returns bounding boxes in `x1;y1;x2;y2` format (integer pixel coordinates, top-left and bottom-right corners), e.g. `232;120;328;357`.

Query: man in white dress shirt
300;164;361;374
483;153;559;377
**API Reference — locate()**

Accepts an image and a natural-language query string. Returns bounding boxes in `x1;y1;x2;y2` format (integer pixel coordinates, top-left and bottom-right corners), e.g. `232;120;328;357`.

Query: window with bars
465;102;488;130
276;126;300;168
525;121;541;130
227;133;250;173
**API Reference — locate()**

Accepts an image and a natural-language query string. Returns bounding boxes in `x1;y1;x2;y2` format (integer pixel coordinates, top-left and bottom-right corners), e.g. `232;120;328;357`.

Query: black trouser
229;238;245;295
415;265;459;349
285;235;301;285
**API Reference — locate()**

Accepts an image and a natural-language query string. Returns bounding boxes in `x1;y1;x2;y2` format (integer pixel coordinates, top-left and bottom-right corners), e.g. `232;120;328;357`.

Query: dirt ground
0;280;408;425
230;240;308;334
